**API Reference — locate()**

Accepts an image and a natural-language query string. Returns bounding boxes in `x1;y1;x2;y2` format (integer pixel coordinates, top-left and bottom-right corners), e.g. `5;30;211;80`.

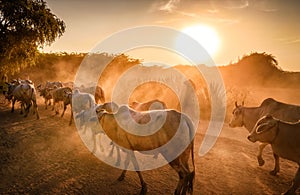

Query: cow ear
265;114;273;119
235;101;238;107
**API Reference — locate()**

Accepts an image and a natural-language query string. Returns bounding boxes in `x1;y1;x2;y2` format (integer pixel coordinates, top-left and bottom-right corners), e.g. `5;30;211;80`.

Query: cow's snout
247;135;256;143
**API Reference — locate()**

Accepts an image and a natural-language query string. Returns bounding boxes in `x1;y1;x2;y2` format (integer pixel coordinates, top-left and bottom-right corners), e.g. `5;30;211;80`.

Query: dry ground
0;97;299;195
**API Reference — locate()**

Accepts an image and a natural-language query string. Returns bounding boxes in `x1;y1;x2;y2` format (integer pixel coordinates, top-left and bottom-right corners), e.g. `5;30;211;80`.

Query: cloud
151;0;242;25
222;0;249;9
253;0;278;12
277;37;300;44
158;0;180;12
207;9;219;14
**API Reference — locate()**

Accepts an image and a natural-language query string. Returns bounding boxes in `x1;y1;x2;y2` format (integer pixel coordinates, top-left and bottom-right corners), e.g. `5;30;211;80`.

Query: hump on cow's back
260;98;276;107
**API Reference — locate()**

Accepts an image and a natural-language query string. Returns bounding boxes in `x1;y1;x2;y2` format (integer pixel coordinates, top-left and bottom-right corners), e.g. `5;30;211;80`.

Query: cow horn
255;122;269;133
235;101;238;107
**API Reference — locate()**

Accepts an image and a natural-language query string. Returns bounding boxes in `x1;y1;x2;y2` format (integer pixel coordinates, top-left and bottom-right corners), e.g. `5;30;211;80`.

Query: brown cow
229;98;300;175
96;104;195;195
248;115;300;195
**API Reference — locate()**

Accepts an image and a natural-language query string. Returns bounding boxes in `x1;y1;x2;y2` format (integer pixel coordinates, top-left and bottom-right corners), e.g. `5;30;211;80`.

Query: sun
181;25;220;57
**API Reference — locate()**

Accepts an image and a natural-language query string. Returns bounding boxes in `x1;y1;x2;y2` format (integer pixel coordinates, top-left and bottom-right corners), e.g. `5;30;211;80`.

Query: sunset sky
43;0;300;71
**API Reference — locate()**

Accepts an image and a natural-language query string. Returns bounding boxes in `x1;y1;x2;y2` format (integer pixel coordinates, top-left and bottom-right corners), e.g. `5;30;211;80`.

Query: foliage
0;0;65;74
237;52;282;72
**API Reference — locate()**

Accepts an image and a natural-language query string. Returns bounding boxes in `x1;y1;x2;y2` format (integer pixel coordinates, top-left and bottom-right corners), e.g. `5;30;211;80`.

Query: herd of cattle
2;78;300;195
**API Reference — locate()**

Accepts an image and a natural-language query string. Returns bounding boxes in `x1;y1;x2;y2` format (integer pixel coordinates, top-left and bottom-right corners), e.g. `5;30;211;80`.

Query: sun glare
182;25;220;57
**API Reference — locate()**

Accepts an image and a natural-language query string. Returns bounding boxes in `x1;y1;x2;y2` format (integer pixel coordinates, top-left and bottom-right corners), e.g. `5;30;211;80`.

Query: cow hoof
115;161;120;167
283;188;296;195
140;184;147;195
269;170;278;176
118;174;125;181
257;157;265;166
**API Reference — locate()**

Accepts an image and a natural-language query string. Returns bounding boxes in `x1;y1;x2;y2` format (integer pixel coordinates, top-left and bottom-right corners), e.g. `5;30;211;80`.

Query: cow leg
61;103;67;117
109;142;115;157
52;101;55;111
270;153;280;176
11;98;16;113
108;142;121;166
32;102;36;115
118;152;130;181
98;134;104;152
257;143;267;166
33;101;40;119
69;108;73;126
177;173;186;195
118;170;127;181
24;102;31;117
129;151;147;195
44;99;47;109
284;166;300;195
116;146;121;166
181;160;193;195
168;144;194;195
170;162;185;195
91;132;96;153
91;133;100;154
20;102;24;114
54;101;59;115
136;171;147;195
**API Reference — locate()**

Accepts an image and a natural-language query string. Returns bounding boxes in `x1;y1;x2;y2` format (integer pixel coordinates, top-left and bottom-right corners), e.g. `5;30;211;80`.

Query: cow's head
247;114;278;143
229;101;244;128
96;102;119;114
5;82;17;100
95;106;108;120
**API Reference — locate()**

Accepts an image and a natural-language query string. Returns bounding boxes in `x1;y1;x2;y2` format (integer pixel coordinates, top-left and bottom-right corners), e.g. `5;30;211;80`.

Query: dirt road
0;101;299;194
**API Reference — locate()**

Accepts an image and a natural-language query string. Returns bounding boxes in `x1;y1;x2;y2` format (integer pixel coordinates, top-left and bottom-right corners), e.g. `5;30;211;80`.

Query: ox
76;102;119;153
37;81;63;109
72;89;96;114
248;115;300;195
62;91;73;125
229;98;300;175
96;104;195;195
37;86;52;109
46;87;72;115
6;81;40;119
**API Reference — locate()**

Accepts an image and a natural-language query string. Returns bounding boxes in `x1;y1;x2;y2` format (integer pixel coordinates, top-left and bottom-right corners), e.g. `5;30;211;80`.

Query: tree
0;0;65;74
